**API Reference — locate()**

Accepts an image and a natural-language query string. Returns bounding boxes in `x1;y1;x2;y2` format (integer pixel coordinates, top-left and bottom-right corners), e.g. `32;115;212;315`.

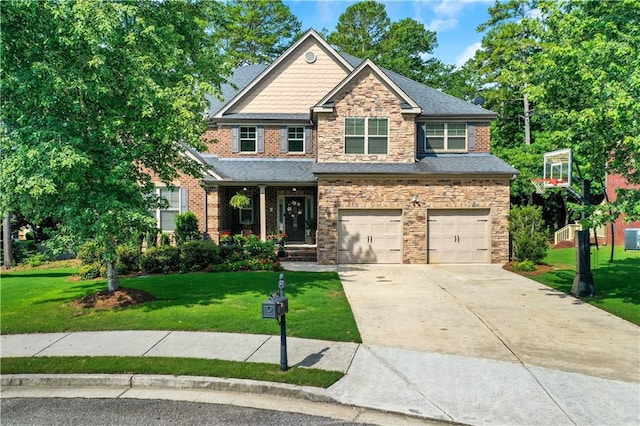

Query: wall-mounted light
292;187;297;192
412;195;421;206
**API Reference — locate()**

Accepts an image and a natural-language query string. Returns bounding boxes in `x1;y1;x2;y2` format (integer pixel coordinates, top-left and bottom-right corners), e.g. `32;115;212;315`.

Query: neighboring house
157;29;518;265
605;173;640;247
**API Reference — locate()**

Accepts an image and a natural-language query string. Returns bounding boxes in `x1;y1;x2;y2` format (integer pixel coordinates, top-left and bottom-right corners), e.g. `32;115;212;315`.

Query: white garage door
427;209;490;263
338;209;403;264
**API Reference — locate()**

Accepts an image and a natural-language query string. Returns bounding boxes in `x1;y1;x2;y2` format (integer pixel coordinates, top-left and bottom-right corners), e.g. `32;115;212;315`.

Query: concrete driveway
338;264;639;383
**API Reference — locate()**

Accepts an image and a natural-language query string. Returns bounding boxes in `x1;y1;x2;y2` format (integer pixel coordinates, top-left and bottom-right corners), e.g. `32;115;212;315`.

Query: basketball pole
571;166;594;297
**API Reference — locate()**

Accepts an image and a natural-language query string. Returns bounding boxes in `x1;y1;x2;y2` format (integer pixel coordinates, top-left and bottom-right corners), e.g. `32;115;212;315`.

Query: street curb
1;374;336;404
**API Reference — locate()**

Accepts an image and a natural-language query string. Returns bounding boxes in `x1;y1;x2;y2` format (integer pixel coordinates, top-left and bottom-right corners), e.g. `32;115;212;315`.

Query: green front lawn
531;246;640;325
0;267;361;342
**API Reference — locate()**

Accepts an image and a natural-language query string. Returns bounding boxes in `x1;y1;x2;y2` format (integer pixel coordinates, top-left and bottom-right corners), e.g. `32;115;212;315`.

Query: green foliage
216;0;301;66
508;205;549;263
174;212;201;245
229;193;251;209
513;260;537;272
1;0;229;289
140;246;181;274
77;241;104;266
180;240;221;272
11;240;40;264
160;233;172;246
115;245;140;275
79;263;103;281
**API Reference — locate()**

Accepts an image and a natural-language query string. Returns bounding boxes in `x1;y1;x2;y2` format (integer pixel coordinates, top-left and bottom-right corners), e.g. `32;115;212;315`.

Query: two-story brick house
156;29;518;265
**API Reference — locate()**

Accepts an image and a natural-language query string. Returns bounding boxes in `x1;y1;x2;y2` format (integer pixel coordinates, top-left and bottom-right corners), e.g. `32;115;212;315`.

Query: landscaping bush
180;240;221;272
508;205;549;264
513;260;537;272
77;241;104;265
140;245;181;274
25;253;49;268
174;212;201;245
116;245;140;274
79;263;102;280
12;240;40;264
160;233;171;246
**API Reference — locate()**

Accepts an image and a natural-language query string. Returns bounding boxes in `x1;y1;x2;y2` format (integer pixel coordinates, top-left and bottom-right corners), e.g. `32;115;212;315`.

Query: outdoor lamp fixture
412;195;421;206
292;187;297;192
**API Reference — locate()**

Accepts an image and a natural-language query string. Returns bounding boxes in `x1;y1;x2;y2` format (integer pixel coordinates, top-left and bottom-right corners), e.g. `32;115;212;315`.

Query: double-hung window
240;126;256;152
425;123;467;151
345;117;388;154
288;127;304;152
149;187;180;231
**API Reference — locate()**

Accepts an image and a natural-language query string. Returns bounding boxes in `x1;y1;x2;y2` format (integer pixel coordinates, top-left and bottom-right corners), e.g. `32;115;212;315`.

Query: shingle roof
337;52;496;118
312;154;518;176
202;157;316;183
206;64;267;119
216;113;311;122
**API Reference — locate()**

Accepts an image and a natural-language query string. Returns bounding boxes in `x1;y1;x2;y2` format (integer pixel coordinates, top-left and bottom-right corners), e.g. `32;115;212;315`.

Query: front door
285;197;306;242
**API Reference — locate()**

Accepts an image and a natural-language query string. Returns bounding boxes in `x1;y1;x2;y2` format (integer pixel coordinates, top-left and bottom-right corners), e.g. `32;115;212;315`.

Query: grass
530;246;640;325
0;268;361;342
0;357;344;388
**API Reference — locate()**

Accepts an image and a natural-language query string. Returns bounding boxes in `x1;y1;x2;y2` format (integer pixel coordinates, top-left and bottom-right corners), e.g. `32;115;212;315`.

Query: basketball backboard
543;149;572;187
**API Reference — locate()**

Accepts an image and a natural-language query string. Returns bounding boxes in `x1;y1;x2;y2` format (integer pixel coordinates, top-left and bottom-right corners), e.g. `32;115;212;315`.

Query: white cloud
455;41;481;67
433;0;467;17
427;18;458;32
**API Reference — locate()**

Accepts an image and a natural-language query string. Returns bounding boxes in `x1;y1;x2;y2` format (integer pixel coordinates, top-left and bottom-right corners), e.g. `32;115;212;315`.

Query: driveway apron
338;264;639;383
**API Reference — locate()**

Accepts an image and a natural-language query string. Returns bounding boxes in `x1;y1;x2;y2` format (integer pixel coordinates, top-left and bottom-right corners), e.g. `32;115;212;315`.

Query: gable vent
304;50;317;64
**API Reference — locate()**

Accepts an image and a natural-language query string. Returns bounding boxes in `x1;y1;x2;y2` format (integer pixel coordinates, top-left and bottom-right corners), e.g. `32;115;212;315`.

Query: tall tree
327;1;449;89
1;0;229;290
216;0;302;66
531;0;640;223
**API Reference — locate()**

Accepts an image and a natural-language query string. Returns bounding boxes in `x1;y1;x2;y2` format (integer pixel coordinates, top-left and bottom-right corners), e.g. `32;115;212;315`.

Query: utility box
624;228;640;251
262;296;288;319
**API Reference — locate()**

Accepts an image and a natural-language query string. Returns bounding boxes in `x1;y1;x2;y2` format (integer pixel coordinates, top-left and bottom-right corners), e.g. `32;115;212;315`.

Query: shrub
508;205;549;264
12;240;40;264
25;253;49;268
116;245;140;274
180;240;221;272
174;212;201;245
140;245;181;274
79;263;102;280
160;233;171;246
77;241;104;265
513;260;537;272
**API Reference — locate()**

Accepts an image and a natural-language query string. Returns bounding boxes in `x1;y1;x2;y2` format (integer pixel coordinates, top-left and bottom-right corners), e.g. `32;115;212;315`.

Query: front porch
209;184;318;246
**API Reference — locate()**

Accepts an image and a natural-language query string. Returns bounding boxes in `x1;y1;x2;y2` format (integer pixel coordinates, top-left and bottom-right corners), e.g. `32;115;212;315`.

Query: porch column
259;185;267;242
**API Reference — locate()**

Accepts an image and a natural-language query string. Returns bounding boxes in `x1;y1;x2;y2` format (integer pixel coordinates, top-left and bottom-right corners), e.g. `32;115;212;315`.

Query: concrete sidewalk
2;330;639;425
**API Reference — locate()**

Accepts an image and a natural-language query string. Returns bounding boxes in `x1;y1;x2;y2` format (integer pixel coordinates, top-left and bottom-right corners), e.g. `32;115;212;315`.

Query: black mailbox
262;295;288;319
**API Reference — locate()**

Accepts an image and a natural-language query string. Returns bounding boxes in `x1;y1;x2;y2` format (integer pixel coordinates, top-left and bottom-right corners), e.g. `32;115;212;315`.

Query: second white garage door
427;209;491;263
338;209;403;264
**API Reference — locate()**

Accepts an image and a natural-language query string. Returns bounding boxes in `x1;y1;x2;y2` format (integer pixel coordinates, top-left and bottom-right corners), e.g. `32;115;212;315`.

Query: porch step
282;244;317;262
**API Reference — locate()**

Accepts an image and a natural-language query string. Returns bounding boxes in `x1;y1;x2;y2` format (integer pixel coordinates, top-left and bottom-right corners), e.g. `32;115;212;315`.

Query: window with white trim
288;127;304;152
240;126;256;152
239;197;253;224
425;122;467;151
149;187;180;231
345;117;388;154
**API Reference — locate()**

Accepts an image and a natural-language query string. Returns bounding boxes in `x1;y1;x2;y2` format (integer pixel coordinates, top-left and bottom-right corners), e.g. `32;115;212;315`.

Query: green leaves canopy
1;0;229;255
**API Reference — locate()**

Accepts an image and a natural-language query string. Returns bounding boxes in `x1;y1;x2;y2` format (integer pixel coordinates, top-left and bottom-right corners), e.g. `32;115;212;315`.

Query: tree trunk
106;261;120;292
3;213;13;269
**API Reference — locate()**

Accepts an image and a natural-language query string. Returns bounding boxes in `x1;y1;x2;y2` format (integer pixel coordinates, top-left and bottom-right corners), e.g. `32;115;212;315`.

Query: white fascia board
214;29;354;119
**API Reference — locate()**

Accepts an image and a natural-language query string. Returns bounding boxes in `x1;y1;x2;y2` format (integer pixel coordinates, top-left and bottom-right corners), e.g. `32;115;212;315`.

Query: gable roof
313;59;421;114
202;157;316;184
206;29;497;121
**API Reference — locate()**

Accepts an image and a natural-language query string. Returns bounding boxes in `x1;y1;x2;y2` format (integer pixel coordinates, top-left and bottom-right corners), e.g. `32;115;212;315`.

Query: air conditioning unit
624;228;640;251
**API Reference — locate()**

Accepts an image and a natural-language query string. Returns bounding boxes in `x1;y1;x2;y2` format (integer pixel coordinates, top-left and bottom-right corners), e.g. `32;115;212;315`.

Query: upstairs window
345;117;388;154
240;126;256;152
425;123;467;151
288;127;304;152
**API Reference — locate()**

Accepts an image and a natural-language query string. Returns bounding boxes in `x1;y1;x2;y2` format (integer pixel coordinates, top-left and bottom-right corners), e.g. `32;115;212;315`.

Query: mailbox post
261;273;288;371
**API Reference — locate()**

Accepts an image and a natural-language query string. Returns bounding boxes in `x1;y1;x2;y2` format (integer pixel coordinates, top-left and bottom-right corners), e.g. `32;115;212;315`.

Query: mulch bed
73;287;156;309
503;261;554;276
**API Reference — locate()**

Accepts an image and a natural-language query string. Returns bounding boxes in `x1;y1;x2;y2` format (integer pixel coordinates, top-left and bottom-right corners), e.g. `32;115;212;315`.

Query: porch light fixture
412;195;421;206
292;187;297;192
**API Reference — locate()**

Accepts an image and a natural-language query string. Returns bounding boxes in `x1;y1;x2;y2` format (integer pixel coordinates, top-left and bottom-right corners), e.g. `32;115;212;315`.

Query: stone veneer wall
316;177;511;265
316;69;417;163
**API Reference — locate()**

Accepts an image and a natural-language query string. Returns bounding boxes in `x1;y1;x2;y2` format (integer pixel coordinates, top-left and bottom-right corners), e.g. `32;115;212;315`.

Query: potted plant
305;217;316;245
229;192;251;209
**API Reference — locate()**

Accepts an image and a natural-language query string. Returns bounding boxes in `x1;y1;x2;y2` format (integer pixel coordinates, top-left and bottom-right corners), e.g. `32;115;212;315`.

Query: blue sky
284;0;493;68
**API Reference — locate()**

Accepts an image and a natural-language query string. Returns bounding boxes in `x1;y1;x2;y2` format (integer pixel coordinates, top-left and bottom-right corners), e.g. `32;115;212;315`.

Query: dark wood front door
285;197;305;242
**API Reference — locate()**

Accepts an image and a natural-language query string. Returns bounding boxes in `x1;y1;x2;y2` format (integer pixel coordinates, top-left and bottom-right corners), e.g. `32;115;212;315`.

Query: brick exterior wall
316;70;417;163
605;174;640;246
202;125;316;158
317;177;511;265
472;122;491;153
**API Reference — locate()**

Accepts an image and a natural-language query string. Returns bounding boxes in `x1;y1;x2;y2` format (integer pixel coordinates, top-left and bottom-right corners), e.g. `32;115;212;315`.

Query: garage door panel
428;209;490;263
338;209;403;264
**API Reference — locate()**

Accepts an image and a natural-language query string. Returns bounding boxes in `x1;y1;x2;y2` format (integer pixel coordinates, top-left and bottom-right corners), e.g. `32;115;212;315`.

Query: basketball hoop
531;178;563;194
